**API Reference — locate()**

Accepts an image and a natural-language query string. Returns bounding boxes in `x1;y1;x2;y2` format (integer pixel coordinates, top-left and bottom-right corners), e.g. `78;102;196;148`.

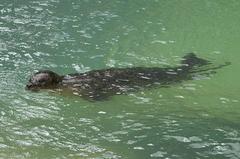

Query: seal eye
38;79;45;83
38;79;48;86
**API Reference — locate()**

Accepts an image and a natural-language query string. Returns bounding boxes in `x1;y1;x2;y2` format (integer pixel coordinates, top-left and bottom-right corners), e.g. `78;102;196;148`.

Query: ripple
133;146;144;150
150;151;167;158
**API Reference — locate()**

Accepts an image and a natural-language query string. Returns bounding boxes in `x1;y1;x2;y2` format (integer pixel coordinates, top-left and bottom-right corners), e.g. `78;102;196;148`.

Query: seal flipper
181;53;210;68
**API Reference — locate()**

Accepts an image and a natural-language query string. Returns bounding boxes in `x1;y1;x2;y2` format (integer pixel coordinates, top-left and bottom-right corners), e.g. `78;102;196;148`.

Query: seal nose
25;83;33;90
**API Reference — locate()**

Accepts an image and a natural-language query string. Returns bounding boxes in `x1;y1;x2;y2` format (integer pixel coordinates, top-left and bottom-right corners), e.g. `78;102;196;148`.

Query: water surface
0;0;240;158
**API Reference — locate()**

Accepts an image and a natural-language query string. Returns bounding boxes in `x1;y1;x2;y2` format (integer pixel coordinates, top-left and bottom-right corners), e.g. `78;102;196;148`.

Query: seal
26;53;230;101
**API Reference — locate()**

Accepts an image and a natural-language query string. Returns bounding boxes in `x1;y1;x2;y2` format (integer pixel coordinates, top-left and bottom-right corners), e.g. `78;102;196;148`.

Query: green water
0;0;240;158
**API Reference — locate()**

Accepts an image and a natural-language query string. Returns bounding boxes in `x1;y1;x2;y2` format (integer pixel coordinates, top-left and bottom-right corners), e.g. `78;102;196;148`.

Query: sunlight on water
1;0;240;158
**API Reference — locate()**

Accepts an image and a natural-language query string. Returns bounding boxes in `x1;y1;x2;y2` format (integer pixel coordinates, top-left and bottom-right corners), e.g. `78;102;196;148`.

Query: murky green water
1;0;240;158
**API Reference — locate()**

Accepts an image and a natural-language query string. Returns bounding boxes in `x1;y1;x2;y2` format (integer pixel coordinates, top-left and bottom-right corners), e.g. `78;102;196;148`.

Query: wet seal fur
26;53;230;101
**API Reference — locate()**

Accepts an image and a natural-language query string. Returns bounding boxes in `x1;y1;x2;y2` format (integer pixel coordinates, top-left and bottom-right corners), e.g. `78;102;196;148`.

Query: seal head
26;70;61;91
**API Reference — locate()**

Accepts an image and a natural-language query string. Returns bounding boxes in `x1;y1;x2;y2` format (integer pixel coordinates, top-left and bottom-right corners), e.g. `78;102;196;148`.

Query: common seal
26;53;230;101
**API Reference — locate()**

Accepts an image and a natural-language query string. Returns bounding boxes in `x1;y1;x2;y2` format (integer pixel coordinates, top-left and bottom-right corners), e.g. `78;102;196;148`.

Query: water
0;0;240;158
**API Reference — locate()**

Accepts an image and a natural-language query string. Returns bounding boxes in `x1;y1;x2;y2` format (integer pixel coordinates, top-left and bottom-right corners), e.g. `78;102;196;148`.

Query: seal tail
181;53;231;74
